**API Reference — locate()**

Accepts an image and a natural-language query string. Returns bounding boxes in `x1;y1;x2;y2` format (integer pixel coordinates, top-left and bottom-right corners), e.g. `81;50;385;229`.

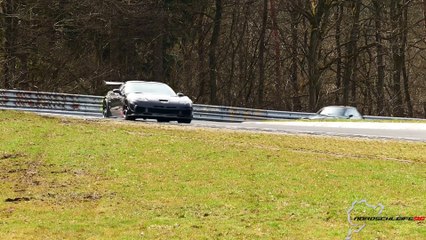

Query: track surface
13;110;426;142
122;118;425;142
189;120;426;142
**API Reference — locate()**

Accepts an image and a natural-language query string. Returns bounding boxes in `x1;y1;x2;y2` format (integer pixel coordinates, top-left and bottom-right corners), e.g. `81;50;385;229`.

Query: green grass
0;110;425;239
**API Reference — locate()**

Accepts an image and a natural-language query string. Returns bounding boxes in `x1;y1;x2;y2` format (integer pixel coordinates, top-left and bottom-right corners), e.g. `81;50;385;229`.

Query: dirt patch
40;191;107;203
5;197;32;203
289;147;416;164
0;153;26;160
83;193;102;201
1;159;45;193
50;169;70;174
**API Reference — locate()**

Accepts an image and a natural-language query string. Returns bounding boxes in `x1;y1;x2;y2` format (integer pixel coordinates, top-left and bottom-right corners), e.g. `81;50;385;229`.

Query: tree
208;0;223;105
342;0;362;106
1;0;17;89
257;0;268;106
389;0;405;116
292;0;336;111
372;0;386;115
289;3;302;111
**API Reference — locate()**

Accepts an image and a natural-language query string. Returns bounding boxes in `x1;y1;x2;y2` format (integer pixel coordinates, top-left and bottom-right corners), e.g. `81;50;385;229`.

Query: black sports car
103;81;193;123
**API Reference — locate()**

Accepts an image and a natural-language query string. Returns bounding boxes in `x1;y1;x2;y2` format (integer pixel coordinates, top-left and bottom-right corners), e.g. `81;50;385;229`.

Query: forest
1;0;426;117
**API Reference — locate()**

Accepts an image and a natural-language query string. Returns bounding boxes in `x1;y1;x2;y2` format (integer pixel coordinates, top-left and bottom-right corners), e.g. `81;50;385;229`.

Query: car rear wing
104;81;124;87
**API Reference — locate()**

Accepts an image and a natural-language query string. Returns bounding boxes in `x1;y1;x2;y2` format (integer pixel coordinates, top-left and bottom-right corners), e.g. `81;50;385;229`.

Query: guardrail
0;89;424;122
193;104;312;122
0;89;103;117
0;89;313;121
363;115;423;121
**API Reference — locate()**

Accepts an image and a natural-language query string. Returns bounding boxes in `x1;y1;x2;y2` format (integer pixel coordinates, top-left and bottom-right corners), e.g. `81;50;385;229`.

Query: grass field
0;110;425;239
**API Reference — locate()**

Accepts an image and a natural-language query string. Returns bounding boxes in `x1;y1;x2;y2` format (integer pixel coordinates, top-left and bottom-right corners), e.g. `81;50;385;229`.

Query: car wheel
103;101;112;118
123;105;136;121
178;119;192;124
157;118;170;123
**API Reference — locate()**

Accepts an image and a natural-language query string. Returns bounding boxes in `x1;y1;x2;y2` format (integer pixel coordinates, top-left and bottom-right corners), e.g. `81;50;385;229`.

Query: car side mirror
177;92;185;97
348;114;354;119
113;89;121;94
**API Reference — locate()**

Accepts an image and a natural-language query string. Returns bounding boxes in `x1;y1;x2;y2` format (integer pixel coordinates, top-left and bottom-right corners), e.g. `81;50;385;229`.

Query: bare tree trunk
270;0;284;109
373;0;385;115
402;63;413;116
423;0;426;28
2;0;17;89
401;0;413;117
257;0;268;106
289;7;302;111
226;7;237;106
307;27;321;111
196;11;207;102
17;55;28;89
342;0;361;106
390;0;404;116
153;3;165;82
288;0;333;111
334;3;343;104
208;0;223;105
153;33;165;82
361;29;375;115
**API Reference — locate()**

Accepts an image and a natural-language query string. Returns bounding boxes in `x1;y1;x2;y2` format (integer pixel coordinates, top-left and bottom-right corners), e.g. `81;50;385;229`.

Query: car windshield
318;107;351;116
124;82;176;96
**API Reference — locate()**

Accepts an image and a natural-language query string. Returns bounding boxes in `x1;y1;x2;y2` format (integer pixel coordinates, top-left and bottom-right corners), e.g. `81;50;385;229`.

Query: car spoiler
104;81;124;86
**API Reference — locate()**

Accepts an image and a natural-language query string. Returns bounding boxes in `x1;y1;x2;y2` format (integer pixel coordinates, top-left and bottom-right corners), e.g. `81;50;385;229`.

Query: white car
307;106;363;120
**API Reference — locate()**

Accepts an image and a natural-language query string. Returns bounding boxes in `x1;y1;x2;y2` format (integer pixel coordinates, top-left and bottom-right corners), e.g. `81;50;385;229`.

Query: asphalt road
188;120;426;142
15;110;426;142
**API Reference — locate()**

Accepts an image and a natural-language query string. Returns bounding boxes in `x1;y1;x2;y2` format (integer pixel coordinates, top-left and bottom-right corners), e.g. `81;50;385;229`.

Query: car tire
103;101;112;118
123;105;136;121
178;119;192;124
